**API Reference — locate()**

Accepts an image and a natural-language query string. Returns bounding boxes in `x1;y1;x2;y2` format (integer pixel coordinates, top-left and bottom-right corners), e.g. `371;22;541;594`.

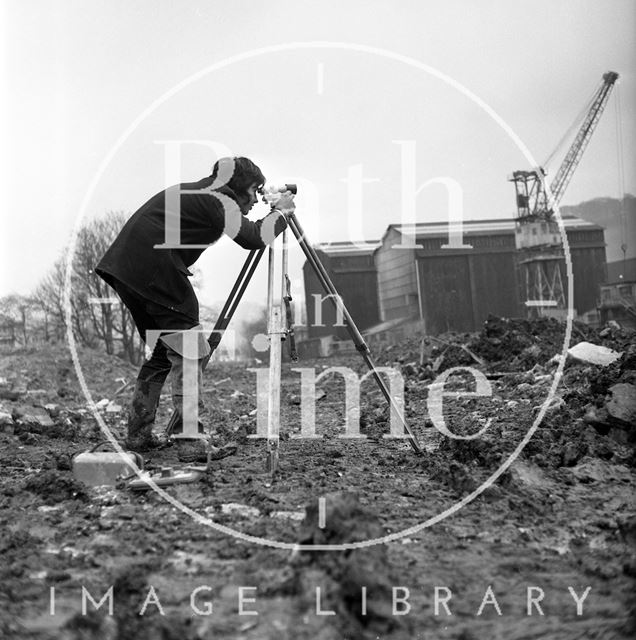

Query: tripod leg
265;243;283;477
286;213;422;454
202;248;265;370
165;248;265;437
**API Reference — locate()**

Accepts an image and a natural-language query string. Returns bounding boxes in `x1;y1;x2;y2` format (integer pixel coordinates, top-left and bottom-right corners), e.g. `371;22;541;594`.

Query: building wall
303;249;380;340
415;232;520;334
570;246;608;314
374;228;418;322
379;223;606;334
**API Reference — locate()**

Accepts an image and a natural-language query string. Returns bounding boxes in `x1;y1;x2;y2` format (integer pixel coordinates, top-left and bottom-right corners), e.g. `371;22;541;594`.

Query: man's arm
232;193;295;250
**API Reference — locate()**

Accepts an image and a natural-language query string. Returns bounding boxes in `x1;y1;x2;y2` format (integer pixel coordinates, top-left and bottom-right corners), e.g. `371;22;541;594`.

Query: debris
509;460;550;488
44;403;60;417
270;509;305;521
0;384;23;401
432;353;445;372
567;341;622;366
569;459;632;483
23;470;89;505
12;405;54;428
0;410;14;428
606;383;636;427
113;378;131;396
127;467;203;491
220;502;261;518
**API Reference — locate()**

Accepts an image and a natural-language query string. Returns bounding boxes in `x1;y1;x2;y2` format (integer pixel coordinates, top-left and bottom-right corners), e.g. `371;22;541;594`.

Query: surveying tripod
164;205;422;477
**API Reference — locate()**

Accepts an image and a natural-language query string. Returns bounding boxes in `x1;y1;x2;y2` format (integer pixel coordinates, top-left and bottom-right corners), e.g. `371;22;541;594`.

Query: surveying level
261;183;298;207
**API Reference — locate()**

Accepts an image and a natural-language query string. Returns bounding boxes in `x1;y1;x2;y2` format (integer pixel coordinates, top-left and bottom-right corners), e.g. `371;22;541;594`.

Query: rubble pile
374;316;636;478
380;314;633;375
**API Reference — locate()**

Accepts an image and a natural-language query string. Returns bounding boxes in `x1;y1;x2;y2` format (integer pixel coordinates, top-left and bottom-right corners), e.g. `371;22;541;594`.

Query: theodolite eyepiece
261;183;297;206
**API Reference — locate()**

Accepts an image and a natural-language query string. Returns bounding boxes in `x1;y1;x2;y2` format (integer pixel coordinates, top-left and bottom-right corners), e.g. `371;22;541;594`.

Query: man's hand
274;192;296;216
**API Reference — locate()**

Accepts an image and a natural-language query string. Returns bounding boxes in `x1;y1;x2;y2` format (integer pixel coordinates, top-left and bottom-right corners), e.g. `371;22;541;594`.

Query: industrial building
301;216;606;342
301;241;380;351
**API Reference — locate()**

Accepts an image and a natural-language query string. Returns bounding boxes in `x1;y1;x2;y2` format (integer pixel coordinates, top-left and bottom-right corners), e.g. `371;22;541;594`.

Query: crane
508;71;619;316
510;71;619;223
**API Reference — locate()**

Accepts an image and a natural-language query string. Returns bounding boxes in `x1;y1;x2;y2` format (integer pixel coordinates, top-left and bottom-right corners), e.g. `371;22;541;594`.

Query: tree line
1;211;270;364
1;212;145;364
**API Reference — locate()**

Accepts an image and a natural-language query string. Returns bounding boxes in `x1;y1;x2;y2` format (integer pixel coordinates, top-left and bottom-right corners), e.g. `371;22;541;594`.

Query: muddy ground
1;317;635;639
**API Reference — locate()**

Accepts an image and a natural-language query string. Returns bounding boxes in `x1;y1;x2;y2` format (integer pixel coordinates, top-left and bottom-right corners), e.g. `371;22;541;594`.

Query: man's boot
165;346;210;463
164;345;237;464
124;379;164;451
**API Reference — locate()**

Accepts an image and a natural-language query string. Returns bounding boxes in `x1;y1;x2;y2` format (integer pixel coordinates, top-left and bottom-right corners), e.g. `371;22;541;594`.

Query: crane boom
549;71;619;205
510;71;619;221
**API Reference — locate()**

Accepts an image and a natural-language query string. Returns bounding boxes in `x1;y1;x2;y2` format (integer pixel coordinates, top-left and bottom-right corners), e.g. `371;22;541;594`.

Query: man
96;156;294;461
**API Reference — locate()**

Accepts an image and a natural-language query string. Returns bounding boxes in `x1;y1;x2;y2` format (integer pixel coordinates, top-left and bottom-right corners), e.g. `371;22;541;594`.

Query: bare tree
34;211;145;364
34;258;67;342
0;293;41;347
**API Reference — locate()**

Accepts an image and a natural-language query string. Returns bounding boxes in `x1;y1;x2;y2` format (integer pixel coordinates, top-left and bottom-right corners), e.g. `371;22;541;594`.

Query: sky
1;0;635;309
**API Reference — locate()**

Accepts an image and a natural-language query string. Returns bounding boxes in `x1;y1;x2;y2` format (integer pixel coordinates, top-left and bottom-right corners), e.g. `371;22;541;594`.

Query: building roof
384;215;603;242
314;240;381;256
308;216;603;260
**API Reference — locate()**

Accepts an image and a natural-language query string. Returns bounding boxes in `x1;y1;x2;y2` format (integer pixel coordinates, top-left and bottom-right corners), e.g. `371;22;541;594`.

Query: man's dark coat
96;177;286;321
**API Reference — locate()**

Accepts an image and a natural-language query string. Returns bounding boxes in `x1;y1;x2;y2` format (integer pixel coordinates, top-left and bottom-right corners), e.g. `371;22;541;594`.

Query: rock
12;405;54;429
0;387;21;401
583;403;610;429
503;460;551;490
606;383;636;427
562;441;586;467
402;362;418;376
19;432;39;445
617;514;636;546
219;503;261;518
0;410;14;428
570;458;632;483
567;341;622;366
44;403;61;417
